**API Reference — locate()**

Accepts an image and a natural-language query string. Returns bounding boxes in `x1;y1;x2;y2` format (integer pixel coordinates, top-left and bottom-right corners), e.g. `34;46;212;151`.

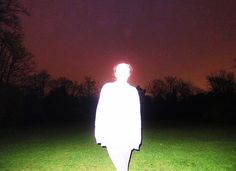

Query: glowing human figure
95;63;141;171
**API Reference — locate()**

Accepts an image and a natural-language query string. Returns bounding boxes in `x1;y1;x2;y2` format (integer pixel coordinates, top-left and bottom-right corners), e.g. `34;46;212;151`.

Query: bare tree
77;76;98;98
0;0;34;86
207;70;236;95
147;78;166;98
48;77;80;97
0;0;28;31
147;76;197;100
23;70;51;96
165;76;180;98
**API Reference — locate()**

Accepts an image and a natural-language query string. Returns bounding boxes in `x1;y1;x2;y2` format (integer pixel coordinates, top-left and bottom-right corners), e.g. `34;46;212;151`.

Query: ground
0;121;235;171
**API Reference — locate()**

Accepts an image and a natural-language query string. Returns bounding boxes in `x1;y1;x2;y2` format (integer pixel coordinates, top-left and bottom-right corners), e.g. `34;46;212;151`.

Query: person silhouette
95;63;142;171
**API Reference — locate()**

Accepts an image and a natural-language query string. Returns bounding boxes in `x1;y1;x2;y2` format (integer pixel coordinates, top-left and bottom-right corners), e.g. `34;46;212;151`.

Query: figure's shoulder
127;83;136;90
128;84;139;93
101;82;114;91
103;82;113;87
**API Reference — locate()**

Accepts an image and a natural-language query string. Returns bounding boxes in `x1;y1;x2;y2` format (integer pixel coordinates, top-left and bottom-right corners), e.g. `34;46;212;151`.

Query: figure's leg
107;147;132;171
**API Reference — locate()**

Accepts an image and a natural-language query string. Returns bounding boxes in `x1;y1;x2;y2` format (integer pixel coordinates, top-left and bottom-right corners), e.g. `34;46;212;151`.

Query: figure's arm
133;88;142;150
95;84;107;144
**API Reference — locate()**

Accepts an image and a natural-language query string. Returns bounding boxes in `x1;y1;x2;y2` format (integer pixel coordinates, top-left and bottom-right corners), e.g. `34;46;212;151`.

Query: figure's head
114;63;132;82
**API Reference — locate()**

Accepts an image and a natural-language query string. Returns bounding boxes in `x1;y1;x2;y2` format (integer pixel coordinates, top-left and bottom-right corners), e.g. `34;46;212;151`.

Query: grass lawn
0;121;236;171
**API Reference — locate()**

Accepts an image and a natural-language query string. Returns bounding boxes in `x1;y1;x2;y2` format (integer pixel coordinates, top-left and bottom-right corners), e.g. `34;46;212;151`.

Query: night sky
21;0;236;89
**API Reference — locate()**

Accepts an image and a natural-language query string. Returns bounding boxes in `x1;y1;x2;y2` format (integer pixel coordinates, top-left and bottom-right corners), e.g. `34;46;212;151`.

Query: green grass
0;122;236;171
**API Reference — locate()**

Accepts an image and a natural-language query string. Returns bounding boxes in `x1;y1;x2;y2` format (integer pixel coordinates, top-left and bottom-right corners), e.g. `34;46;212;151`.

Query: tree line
1;0;236;125
141;71;236;121
0;0;96;124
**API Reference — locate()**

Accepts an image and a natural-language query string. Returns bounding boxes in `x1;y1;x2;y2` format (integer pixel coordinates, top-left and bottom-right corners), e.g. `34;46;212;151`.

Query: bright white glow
114;63;131;82
95;63;141;150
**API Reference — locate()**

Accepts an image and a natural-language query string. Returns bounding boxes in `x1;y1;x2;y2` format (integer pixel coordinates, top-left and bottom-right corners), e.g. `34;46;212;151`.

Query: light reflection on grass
0;122;235;171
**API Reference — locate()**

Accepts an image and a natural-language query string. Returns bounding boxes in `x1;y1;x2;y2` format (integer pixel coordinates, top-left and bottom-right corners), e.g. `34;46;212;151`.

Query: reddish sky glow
21;0;236;89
